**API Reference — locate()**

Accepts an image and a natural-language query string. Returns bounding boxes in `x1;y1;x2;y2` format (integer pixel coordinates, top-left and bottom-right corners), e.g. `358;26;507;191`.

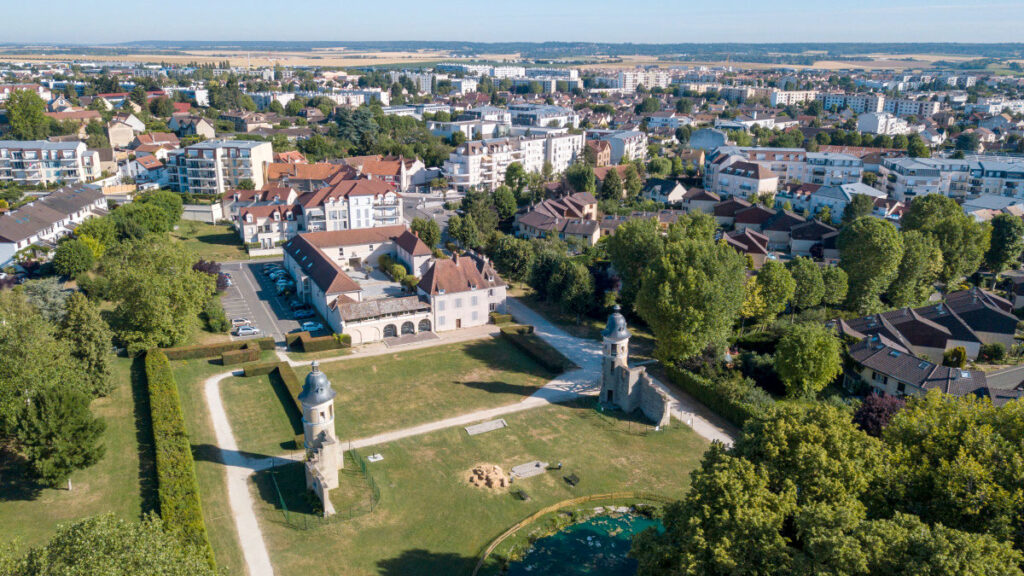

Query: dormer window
246;214;253;223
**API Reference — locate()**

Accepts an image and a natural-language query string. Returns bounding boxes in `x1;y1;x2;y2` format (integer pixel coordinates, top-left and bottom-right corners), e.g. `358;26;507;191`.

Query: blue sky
6;0;1024;44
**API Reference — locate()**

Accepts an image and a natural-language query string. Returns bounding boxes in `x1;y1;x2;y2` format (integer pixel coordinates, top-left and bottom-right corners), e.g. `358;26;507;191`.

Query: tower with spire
299;361;341;515
599;305;672;426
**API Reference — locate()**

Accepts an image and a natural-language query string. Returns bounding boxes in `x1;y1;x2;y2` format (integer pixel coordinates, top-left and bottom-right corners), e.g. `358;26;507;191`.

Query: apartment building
857;112;914;135
705;146;862;194
508;104;579;128
0;141;100;186
585;130;648;164
0;83;52;102
817;92;885;113
298;177;402;232
883;98;941;117
713;161;779;199
443;133;583;191
617;69;671;92
880;156;1024;201
166;140;273;195
770;90;818;106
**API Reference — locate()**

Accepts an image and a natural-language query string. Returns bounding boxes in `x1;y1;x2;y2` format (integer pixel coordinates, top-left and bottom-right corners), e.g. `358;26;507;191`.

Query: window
471;296;478;306
455;298;463;308
438;300;445;311
896;382;906;394
472;311;478;321
438;316;445;326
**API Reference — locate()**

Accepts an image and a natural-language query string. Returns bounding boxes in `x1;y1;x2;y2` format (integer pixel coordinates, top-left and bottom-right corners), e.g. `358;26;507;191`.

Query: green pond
506;513;663;575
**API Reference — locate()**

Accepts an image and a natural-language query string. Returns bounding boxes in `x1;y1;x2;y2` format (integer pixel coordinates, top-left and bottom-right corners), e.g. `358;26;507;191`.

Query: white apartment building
617;70;671;92
444;133;583;191
770;90;818;106
705;147;862;191
0;83;52;102
817;92;885;113
857;112;914;136
883;98;940;117
585;130;648;164
966;98;1024;116
526;68;579;80
508;104;579;128
299;178;403;232
247;91;297;110
0;141;100;186
880;157;1024;201
166;140;273;195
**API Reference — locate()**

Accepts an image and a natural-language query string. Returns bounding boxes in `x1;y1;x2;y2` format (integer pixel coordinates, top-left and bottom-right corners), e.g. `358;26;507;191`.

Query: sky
5;0;1024;44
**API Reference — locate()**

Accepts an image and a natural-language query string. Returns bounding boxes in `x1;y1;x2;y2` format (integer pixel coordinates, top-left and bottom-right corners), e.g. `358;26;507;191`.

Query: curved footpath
201;298;736;576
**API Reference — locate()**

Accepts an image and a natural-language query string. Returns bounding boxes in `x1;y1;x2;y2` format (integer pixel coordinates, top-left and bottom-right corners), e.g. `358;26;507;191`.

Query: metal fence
267;449;381;530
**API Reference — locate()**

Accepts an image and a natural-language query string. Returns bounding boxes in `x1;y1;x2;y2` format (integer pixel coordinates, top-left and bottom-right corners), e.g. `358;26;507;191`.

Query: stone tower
602;305;631;373
298;361;341;515
599;305;672;427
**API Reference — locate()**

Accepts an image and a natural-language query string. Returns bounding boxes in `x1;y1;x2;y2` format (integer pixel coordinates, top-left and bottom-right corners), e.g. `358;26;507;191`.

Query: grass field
0;356;148;548
250;399;708;576
172;221;248;262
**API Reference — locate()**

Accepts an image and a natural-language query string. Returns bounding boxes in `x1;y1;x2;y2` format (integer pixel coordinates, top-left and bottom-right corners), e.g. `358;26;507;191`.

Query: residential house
340;155;426;192
418;252;508;332
642;178;687;205
0;184;106;266
680;188;720;214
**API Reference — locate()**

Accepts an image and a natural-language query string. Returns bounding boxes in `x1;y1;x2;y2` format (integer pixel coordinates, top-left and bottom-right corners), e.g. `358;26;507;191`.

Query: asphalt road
219;259;308;344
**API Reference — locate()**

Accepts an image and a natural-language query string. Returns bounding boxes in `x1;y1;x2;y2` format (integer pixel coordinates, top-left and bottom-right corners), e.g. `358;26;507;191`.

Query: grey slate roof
298;361;337;405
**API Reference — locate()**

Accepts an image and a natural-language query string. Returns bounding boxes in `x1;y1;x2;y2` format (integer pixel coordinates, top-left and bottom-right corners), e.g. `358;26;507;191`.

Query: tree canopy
839;217;903;314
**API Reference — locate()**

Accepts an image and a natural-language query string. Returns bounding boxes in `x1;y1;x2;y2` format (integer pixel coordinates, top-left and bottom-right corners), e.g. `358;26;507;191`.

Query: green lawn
250;400;708;576
317;339;556;441
220;370;304;457
172;221;247;262
0;357;147;548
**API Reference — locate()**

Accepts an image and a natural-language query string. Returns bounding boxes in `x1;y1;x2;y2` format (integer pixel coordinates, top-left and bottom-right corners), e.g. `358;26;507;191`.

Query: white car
236;325;262;337
300;321;324;333
231;318;251;328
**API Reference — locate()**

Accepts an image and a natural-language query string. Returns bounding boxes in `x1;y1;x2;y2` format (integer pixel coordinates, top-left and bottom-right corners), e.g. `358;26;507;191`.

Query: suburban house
789;219;837;256
712;161;779;199
0;184;106;266
809;182;887;224
642;178;687;205
514;192;600;244
723;228;770;269
239;204;303;249
680;188;720;214
126;155;166;185
712;196;753;227
169;114;216;139
418;252;508;333
223;186;301;221
585;140;611;167
340;155;427;192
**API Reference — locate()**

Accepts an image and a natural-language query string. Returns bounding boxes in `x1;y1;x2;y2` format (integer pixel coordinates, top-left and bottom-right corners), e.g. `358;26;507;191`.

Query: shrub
979;342;1007;363
221;342;260;366
490;312;514;325
943;346;967;368
75;273;110;301
401;275;420;291
853;393;906;437
663;366;774;428
242;362;302;412
162;338;274;360
390;263;407;281
144;350;216;568
286;331;348;353
378;254;393;271
499;325;575;373
201;298;230;333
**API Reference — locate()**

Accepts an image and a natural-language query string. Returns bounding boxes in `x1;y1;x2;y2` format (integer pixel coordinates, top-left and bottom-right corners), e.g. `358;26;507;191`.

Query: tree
461;189;499;234
839;217;904;313
493;186;517;221
137;190;184;229
624;164;643;199
754;261;795;323
636;97;660;114
6;514;217;576
75;217;117;249
14;386;105;489
606;218;664;309
985;213;1024;273
853;393;906;437
149;97;174;117
549;260;594;320
648;157;671;179
788;256;824;310
6;89;48;140
22;277;69;323
887;230;942;307
447;213;479;249
529;251;567;300
565;162;596;193
84;121;109;149
841;194;875;226
236;179;255;190
110;203;174;239
129;85;148;107
817;204;833;224
943;346;967;368
906;134;930;158
600;167;623;200
60;293;113;397
636;236;747;363
488;235;534;283
902;197;988;285
410;217;441;248
504;162;528;199
956;131;982;152
103;237;215;355
775;323;843;398
53;239;96;277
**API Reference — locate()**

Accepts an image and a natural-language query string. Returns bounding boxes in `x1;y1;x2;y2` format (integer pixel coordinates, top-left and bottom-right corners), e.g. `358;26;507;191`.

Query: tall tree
841;194;875;226
22;277;69;323
774;323;843;398
887;230;943;307
821;266;848;307
754;261;795;324
636;236;747;362
839;217;904;313
624;164;643;198
529;251;567;301
492;185;517;221
902;195;988;284
606;218;663;309
137;189;184;229
487;235;533;283
600;168;623;200
14;386;105;490
985;213;1024;274
787;256;824;309
60;293;113;397
53;239;96;277
6;89;48;140
565;162;596;193
504;162;528;199
410;217;441;248
549;260;594;321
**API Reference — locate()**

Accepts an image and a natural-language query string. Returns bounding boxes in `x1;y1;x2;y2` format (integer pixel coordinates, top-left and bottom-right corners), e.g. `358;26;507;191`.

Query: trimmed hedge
499;325;576;373
663;365;774;429
489;312;514;325
286;331;350;353
144;350;216;568
163;337;274;360
221;341;261;366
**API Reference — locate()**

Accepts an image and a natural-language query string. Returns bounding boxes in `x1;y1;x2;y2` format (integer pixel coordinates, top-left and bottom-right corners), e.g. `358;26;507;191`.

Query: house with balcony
297;176;402;232
166;140;273;195
0;141;100;186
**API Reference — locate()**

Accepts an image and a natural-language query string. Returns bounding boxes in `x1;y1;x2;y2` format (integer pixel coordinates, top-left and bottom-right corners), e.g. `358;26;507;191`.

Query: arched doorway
383;324;398;338
418;319;432;332
401;321;415;335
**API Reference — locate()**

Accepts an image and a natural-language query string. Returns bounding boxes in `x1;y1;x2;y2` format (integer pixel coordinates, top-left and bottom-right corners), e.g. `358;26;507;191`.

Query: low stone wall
247;246;283;257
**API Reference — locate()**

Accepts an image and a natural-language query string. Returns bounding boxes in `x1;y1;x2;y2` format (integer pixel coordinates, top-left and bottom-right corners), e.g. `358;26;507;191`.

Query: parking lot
218;259;329;343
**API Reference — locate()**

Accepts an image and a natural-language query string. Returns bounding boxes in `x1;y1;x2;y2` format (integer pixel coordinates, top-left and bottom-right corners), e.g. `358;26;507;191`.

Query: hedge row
662;365;774;429
499;325;576;373
163;337;274;360
144;350;216;568
489;312;514;325
286;331;350;353
221;341;261;366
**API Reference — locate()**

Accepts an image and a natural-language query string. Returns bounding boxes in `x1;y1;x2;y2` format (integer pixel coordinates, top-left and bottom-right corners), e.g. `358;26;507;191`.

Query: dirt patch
467;464;509;491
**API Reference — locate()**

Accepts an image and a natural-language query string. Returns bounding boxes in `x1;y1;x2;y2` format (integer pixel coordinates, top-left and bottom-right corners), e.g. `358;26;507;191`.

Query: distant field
578;52;989;71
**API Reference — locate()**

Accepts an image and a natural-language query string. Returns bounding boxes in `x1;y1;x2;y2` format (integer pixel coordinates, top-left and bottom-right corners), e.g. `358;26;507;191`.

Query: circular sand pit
467;464;509;490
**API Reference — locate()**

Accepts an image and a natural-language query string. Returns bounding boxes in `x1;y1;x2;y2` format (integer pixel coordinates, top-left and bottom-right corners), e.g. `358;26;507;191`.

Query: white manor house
282;225;507;344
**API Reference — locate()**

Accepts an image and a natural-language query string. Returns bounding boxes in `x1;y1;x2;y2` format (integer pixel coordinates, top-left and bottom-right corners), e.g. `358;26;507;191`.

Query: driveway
219;259;308;344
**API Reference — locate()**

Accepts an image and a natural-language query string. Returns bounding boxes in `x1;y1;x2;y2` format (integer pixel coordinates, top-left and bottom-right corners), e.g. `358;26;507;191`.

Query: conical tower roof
602;305;630;342
298;361;336;405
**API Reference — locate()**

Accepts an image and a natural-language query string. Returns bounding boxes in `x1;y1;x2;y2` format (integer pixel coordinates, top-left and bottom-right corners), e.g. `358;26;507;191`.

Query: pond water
506;513;663;576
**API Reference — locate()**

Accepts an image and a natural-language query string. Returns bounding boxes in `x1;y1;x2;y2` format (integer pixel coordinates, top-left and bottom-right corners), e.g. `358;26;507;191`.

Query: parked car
261;263;280;273
289;299;305;310
269;270;288;280
293;308;315;319
300;321;324;332
236;325;262;337
231;318;251;328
